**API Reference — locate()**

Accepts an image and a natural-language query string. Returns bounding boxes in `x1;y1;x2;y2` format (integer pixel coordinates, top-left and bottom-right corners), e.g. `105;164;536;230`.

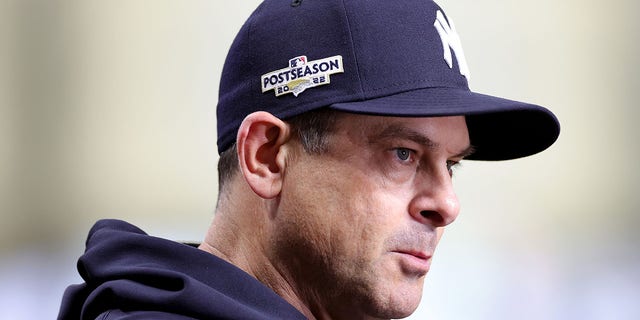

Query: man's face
270;114;471;319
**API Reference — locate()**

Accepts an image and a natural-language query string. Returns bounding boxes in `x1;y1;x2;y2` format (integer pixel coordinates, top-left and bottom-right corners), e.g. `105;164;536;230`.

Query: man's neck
198;204;321;319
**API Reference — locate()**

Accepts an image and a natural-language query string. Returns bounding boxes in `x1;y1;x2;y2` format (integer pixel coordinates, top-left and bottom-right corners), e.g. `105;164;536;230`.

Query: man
59;0;560;319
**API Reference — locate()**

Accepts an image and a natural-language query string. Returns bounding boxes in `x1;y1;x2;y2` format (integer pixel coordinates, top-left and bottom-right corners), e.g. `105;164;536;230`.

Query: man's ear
236;111;292;199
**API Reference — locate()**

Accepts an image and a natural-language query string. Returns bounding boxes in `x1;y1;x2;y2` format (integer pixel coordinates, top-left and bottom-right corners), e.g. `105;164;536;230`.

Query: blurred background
1;0;638;319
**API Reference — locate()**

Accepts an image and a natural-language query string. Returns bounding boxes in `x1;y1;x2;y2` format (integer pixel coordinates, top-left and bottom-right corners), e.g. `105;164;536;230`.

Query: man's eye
446;160;459;176
395;148;412;161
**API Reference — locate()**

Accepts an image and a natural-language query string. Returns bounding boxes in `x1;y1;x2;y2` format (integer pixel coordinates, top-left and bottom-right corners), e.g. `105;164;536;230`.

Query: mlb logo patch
289;56;307;68
261;55;344;97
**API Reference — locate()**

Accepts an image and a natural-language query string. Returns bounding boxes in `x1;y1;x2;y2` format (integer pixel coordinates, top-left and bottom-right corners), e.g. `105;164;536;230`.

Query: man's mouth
392;250;432;275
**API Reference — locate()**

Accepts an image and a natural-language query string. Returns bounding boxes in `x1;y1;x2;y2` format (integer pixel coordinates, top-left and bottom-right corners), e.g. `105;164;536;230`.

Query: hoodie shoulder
58;219;306;320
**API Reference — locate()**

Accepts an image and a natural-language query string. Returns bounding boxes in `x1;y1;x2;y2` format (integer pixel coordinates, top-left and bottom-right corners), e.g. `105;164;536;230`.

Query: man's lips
395;250;430;260
392;250;433;275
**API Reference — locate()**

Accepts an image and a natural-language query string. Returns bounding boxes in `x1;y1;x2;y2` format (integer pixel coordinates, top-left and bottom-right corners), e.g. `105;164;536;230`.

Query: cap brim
329;87;560;161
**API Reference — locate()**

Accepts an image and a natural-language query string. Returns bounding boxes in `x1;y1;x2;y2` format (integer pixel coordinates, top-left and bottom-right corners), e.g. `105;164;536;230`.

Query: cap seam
245;3;264;86
339;0;365;99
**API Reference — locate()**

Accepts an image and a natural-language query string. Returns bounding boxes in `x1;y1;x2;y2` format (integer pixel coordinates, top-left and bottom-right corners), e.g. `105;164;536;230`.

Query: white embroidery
261;55;344;97
434;10;470;80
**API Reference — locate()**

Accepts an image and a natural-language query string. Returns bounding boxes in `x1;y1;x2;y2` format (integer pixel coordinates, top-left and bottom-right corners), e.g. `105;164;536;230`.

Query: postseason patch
261;55;343;97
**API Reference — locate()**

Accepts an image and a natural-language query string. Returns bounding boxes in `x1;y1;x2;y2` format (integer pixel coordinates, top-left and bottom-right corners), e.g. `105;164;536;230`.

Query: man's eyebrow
370;123;438;148
369;123;475;158
455;144;476;159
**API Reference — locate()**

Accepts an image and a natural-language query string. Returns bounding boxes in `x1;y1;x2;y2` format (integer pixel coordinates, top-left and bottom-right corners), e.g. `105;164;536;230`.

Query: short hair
217;108;343;191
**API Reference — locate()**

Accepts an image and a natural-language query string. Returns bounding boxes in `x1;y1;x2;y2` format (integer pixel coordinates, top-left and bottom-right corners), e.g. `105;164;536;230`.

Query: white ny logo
434;10;470;80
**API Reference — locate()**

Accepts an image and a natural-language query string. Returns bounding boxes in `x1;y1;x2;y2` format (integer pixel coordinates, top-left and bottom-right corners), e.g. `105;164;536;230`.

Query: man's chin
364;281;424;319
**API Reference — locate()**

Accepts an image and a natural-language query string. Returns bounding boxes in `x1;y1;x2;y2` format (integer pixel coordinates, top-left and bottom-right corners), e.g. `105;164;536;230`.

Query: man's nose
408;168;460;228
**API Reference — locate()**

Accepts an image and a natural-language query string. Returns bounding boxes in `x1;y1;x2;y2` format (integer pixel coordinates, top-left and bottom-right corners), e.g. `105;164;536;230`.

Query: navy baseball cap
216;0;560;160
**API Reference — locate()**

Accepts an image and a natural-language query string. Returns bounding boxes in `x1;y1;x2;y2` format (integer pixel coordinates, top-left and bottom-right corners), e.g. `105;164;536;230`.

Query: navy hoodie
58;219;307;320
